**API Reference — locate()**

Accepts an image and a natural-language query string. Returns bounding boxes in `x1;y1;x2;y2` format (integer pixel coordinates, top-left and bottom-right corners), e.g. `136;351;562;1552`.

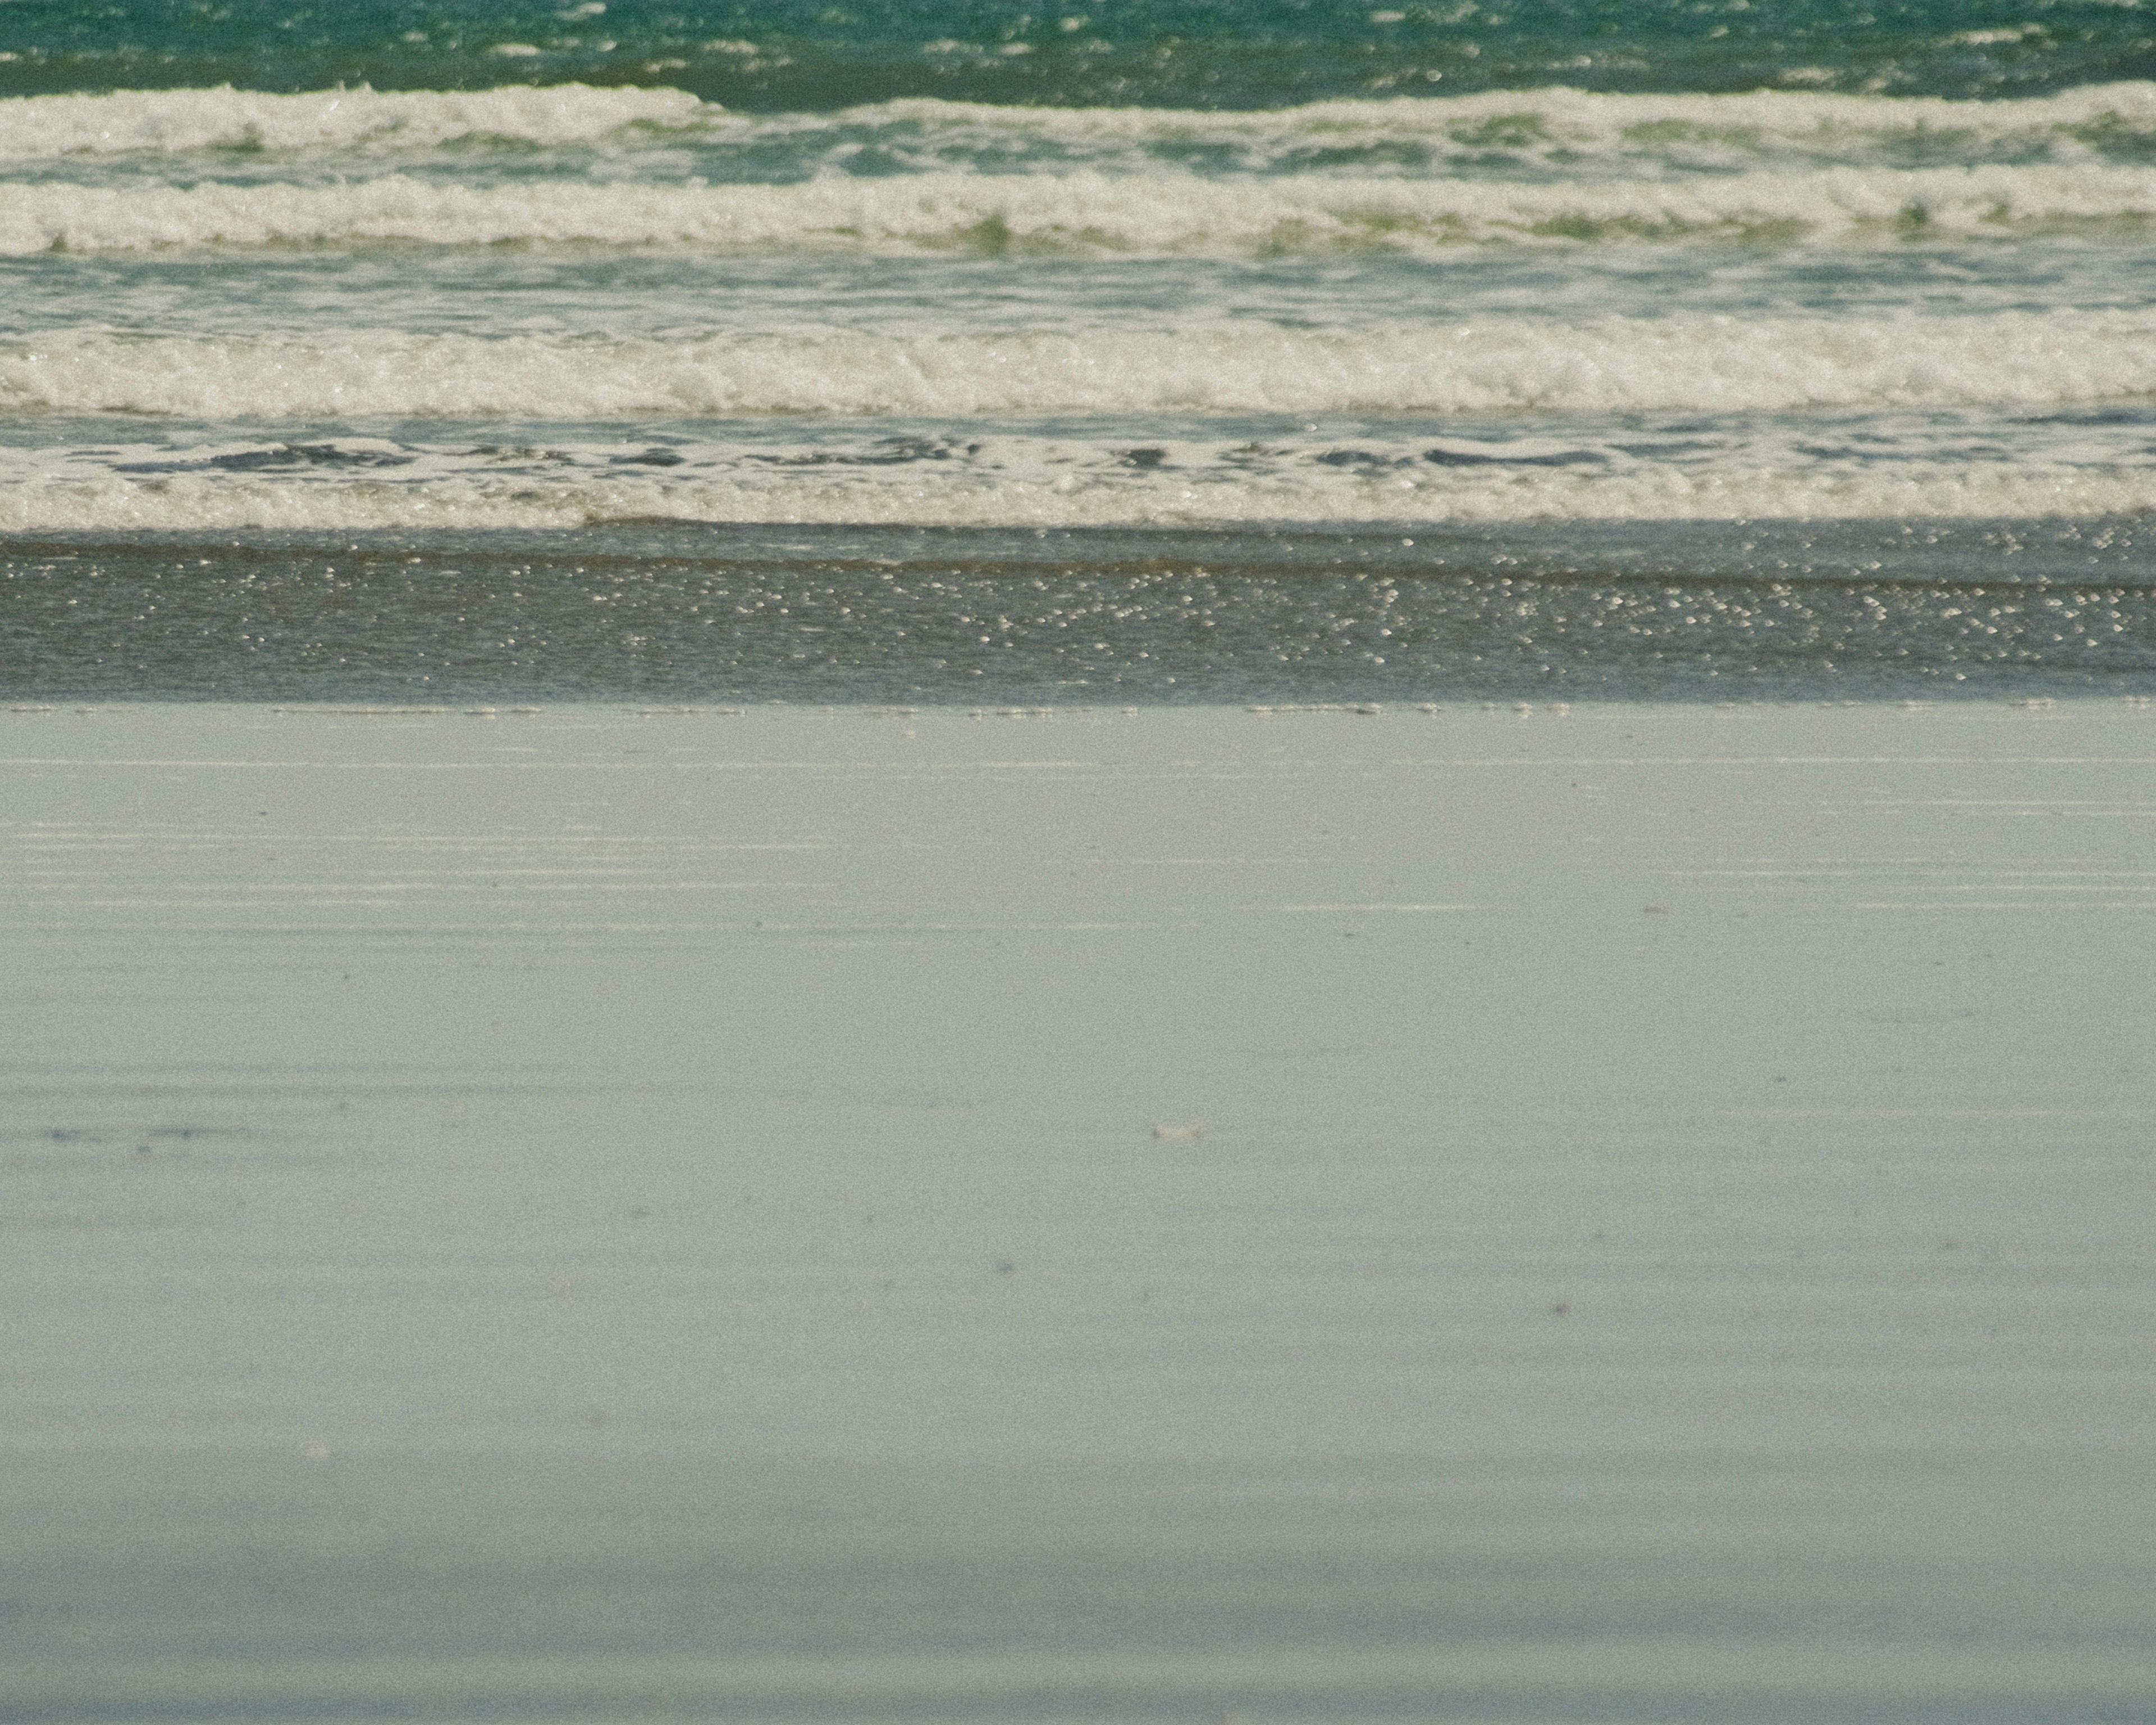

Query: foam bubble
7;313;2155;419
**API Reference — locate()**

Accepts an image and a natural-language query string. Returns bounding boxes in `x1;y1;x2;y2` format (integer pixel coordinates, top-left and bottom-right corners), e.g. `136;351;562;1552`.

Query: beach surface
4;699;2153;1723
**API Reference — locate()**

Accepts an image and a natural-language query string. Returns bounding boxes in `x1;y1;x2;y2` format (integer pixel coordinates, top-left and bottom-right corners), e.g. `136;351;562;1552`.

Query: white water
0;82;708;162
7;312;2154;418
13;162;2156;256
7;81;2156;172
6;82;2156;531
4;454;2149;532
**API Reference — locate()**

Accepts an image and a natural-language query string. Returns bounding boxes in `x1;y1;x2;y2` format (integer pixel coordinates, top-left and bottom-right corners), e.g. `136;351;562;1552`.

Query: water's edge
7;518;2150;702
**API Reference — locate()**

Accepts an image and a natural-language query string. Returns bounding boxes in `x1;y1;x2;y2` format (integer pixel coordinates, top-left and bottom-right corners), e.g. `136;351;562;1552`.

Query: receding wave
7;314;2156;419
3;460;2150;535
13;162;2156;258
9;83;2156;174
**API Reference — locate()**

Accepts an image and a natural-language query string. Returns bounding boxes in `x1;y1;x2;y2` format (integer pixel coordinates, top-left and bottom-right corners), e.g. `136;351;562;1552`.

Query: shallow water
12;73;2156;534
6;519;2154;703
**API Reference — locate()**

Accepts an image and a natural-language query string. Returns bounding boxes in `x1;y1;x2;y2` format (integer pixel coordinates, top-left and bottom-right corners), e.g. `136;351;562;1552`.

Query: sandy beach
11;6;2156;1716
4;699;2152;1722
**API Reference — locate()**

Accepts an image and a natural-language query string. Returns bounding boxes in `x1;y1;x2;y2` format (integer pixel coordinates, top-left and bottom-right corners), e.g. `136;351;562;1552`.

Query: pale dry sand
3;700;2153;1724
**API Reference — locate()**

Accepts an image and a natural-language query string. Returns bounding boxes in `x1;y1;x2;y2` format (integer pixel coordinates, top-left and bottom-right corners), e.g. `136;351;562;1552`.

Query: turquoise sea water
6;0;2156;106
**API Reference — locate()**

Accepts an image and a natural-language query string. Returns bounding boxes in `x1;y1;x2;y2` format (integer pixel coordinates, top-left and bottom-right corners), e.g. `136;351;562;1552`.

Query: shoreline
6;517;2152;705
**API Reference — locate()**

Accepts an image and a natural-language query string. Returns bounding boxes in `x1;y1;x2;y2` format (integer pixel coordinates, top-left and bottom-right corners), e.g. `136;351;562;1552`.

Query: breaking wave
7;313;2156;419
13;162;2156;257
8;83;2156;175
17;159;2156;257
3;460;2149;533
0;83;707;162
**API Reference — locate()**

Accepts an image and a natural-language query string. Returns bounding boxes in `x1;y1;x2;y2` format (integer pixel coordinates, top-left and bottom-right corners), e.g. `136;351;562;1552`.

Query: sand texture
3;700;2153;1723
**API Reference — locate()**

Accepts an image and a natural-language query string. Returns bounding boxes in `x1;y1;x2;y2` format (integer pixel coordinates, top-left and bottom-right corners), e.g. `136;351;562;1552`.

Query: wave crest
6;314;2155;419
12;162;2156;258
3;463;2149;533
7;82;2156;171
0;83;707;162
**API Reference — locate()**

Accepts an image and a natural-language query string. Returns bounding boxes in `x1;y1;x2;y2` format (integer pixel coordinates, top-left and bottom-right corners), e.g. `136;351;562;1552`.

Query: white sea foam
0;83;707;162
10;85;2154;536
785;83;2156;175
6;81;2156;171
6;312;2154;419
12;162;2156;258
2;459;2148;533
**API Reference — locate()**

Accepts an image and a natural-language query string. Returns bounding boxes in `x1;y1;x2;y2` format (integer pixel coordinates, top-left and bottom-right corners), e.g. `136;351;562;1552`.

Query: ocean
5;8;2156;1725
6;1;2156;697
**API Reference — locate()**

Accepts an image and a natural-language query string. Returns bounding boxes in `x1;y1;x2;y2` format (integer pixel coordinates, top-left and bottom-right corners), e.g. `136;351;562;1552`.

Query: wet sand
4;700;2153;1723
6;521;2154;705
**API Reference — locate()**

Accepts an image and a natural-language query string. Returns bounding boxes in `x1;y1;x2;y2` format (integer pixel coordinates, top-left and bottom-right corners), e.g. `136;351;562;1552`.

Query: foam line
12;162;2156;258
7;313;2155;418
2;459;2150;532
6;82;2156;170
